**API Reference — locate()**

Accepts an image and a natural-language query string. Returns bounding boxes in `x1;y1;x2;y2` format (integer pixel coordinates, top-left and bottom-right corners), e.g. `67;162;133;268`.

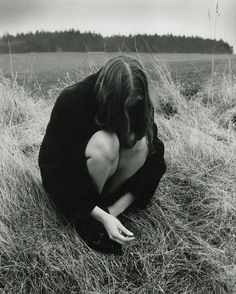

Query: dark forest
0;30;233;54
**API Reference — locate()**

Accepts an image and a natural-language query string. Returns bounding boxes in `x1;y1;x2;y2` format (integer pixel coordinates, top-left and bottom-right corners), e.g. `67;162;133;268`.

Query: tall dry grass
0;60;235;293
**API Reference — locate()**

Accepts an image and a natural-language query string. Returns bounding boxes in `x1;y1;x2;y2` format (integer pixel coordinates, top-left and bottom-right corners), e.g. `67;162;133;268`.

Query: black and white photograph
0;0;235;293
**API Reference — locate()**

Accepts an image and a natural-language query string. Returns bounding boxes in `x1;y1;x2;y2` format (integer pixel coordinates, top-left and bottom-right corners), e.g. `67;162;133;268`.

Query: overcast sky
0;0;235;52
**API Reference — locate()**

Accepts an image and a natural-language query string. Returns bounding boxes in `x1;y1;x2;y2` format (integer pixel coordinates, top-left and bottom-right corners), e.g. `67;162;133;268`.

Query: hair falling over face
94;55;154;151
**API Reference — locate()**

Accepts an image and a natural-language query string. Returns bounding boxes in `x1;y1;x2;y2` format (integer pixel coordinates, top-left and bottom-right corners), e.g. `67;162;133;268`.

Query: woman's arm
108;192;135;217
113;122;166;211
39;86;108;224
90;205;110;223
90;205;135;245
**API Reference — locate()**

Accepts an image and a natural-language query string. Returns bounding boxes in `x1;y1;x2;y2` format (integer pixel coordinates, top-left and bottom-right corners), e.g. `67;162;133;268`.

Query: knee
85;130;120;162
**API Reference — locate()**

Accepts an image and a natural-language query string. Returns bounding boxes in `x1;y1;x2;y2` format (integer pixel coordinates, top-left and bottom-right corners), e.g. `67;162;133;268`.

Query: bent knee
85;130;120;161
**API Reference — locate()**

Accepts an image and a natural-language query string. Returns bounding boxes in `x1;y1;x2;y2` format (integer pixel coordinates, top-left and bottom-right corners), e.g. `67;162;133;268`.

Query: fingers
118;224;134;237
113;234;135;245
112;237;124;245
109;229;135;245
104;216;136;245
112;227;135;245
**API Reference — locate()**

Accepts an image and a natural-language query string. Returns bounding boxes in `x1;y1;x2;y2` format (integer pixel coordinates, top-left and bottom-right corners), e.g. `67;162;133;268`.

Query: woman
38;55;166;255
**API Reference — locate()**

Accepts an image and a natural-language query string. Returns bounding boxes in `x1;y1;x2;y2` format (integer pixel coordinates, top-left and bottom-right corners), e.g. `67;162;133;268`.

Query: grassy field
1;52;236;95
0;53;236;293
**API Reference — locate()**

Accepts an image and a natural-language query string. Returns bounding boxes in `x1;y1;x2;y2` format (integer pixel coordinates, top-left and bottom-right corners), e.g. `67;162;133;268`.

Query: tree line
0;29;233;54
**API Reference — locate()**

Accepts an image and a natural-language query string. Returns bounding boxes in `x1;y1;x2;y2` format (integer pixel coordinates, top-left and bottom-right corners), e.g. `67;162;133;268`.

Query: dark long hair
94;55;154;150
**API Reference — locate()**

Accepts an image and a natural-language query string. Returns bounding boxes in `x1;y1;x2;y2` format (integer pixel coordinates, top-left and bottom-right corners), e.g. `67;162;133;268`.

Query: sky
0;0;235;52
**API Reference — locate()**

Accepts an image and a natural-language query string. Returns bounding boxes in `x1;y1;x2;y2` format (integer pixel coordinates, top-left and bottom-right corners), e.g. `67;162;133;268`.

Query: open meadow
0;52;236;293
1;52;236;95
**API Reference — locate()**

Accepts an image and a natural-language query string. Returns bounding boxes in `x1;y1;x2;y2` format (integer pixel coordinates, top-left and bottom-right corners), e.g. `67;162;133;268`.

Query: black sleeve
39;88;103;224
125;122;167;209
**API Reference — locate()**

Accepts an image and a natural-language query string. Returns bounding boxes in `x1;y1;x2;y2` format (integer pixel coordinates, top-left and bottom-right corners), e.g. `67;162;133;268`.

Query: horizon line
0;28;233;47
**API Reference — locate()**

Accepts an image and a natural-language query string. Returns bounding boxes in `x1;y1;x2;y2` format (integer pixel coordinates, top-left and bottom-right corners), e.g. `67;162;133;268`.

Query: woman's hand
102;214;135;245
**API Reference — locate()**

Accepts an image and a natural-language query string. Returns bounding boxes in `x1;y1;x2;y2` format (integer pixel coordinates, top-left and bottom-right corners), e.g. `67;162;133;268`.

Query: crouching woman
38;55;166;254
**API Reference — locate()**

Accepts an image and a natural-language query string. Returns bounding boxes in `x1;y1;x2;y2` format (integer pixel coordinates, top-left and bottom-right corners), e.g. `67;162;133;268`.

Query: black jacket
38;71;166;224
